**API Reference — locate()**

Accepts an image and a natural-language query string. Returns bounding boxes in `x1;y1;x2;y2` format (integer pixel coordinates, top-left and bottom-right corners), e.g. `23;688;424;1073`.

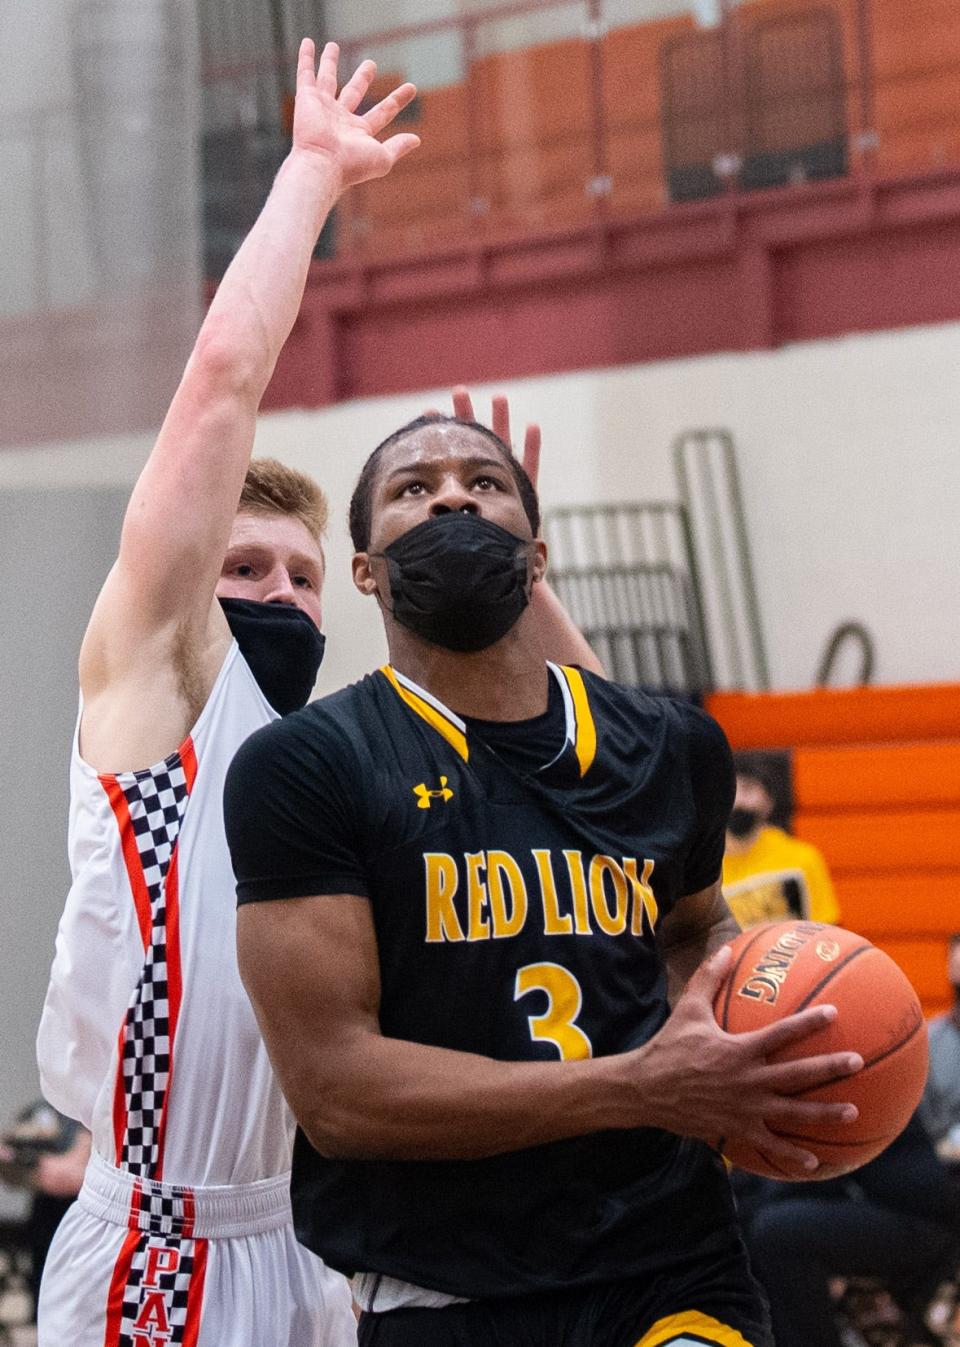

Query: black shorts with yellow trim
357;1256;773;1347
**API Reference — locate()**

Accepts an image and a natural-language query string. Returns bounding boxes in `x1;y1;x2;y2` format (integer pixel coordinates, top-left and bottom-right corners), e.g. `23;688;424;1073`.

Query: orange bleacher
471;36;595;228
707;683;960;1019
347;1;960;255
343;75;473;255
601;15;695;216
872;0;960;173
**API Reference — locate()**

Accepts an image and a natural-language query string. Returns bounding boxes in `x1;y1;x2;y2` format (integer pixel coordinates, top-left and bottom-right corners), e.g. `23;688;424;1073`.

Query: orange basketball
714;920;929;1180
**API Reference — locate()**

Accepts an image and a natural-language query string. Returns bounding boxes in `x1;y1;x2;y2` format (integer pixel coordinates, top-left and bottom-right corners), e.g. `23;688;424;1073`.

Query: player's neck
386;617;551;721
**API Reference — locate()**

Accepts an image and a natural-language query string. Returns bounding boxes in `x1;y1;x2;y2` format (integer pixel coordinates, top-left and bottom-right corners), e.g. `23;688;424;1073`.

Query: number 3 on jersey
514;962;593;1060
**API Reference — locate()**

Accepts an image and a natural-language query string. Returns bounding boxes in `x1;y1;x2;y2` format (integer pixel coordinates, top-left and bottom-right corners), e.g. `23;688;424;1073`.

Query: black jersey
225;662;740;1300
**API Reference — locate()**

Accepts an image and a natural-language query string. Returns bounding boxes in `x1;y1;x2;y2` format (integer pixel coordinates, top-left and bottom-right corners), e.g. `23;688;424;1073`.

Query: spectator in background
920;932;960;1162
722;752;840;929
741;1111;960;1347
0;1100;90;1322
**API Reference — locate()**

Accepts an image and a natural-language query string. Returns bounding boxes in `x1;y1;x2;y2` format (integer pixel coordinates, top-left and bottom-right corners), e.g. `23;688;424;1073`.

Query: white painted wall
262;318;960;693
4;316;959;697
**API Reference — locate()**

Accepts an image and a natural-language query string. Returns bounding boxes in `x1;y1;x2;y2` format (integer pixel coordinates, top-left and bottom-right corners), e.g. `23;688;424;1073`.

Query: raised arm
450;387;605;675
237;891;862;1174
80;41;418;762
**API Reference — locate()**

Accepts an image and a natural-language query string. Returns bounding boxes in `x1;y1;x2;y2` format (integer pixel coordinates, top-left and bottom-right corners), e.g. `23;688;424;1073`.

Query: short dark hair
732;752;781;799
732;750;794;830
348;414;540;552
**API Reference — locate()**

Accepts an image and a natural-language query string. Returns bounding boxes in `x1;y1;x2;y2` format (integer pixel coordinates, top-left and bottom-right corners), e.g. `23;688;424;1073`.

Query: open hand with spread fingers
292;38;420;191
628;944;864;1178
450;386;542;489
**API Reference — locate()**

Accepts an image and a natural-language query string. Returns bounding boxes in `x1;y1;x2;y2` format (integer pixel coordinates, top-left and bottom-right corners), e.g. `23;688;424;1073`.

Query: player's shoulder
230;670;385;777
580;669;729;750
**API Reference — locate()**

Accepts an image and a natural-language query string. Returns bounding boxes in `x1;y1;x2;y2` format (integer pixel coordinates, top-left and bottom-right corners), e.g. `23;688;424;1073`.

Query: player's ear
352;552;378;597
530;538;547;586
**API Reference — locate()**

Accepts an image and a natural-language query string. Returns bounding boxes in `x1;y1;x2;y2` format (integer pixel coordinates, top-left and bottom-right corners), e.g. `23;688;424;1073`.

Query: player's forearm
528;580;605;675
277;985;861;1173
295;1031;635;1161
294;1019;768;1161
200;147;340;399
661;909;739;1007
656;882;739;1008
110;147;340;598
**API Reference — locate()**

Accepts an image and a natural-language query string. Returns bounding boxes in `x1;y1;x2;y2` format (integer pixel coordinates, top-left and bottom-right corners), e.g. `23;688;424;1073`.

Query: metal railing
4;0;959;306
201;0;960;267
544;429;769;695
673;427;769;691
544;501;713;693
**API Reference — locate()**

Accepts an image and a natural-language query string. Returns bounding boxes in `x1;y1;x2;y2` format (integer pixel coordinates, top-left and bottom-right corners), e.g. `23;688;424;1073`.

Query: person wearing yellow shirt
722;757;840;930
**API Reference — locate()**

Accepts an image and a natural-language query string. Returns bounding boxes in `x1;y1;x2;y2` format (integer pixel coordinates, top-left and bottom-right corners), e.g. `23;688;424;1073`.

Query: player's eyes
473;475;502;491
399;481;426;497
293;575;314;589
233;563;256;578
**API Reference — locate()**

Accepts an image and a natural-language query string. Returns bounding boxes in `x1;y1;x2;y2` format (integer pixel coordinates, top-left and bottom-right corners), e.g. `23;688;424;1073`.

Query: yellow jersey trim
558;665;597;778
380;663;597;775
380;666;469;762
634;1309;757;1347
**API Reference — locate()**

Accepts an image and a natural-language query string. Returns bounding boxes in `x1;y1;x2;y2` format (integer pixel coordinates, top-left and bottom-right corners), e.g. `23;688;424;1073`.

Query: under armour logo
413;777;454;809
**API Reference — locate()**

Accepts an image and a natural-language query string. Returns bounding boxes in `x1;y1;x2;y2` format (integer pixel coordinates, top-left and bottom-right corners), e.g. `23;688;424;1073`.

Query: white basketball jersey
38;642;292;1187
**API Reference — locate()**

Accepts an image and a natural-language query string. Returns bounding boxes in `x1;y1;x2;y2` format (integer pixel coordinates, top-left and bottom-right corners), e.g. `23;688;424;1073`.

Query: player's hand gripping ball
714;921;929;1179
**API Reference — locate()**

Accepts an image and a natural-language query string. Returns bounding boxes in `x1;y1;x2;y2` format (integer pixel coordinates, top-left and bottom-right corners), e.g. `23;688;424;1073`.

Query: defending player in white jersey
34;40;420;1347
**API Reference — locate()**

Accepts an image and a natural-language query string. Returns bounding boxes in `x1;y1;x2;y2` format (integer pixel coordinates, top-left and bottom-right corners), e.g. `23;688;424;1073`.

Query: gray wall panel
0;488;126;1132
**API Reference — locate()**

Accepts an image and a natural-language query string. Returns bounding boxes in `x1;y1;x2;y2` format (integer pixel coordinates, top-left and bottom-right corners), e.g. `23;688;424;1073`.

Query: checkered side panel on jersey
116;755;191;1177
114;1233;205;1347
131;1174;196;1239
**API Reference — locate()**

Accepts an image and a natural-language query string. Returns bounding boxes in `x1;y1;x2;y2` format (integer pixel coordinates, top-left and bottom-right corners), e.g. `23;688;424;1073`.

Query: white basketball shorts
37;1151;356;1346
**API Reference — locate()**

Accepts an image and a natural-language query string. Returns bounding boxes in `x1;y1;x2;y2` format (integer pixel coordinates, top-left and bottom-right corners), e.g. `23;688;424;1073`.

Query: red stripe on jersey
103;772;152;1163
180;735;198;792
130;1177;143;1228
181;1238;208;1347
181;1187;196;1239
112;1017;129;1165
101;775;153;950
103;735;197;1176
102;1228;142;1347
153;841;183;1182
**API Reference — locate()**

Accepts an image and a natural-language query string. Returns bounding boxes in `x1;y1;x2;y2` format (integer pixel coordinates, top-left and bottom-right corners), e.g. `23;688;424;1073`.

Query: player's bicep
226;727;368;904
225;715;377;1132
237;892;381;1133
659;880;739;1004
663;703;735;910
661;880;737;948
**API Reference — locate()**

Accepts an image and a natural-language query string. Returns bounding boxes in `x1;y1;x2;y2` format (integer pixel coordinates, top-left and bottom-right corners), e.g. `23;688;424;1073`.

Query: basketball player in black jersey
224;415;865;1347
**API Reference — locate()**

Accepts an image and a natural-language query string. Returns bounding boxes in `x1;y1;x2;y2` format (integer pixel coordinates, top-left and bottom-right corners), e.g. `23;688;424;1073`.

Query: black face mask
220;598;325;715
375;512;533;653
727;806;762;840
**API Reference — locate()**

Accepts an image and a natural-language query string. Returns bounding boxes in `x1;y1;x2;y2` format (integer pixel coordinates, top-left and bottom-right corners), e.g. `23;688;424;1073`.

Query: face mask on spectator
727;807;761;839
